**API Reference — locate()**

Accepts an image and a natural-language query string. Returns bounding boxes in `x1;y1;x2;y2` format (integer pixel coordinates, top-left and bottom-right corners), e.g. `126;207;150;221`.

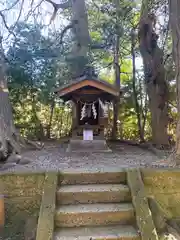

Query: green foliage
7;22;71;139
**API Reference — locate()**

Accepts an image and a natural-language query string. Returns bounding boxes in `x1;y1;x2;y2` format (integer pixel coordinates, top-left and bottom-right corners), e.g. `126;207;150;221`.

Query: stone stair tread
56;203;134;214
59;170;126;185
67;140;112;153
54;225;139;240
61;168;126;173
57;184;130;193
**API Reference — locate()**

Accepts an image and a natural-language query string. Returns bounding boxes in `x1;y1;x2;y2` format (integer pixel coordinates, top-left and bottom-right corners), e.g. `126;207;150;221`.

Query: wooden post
0;183;4;229
71;100;79;139
72;101;77;129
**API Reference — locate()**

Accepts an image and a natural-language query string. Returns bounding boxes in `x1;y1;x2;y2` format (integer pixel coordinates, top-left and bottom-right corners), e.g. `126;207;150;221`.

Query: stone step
54;225;140;240
67;140;112;153
59;170;126;185
57;184;131;205
55;203;135;227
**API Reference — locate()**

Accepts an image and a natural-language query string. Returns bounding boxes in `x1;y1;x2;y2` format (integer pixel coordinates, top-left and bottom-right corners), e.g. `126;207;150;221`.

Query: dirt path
0;142;175;173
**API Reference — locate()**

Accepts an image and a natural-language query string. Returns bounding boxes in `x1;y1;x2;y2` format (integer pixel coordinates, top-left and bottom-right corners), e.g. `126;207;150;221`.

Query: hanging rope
78;98;111;106
78;99;98;105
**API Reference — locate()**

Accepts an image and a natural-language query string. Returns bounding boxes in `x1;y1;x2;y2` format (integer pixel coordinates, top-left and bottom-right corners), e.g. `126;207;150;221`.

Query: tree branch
10;0;24;33
1;0;20;12
0;11;16;39
60;23;74;44
25;0;44;22
0;0;24;40
30;0;35;8
45;0;71;23
91;43;107;49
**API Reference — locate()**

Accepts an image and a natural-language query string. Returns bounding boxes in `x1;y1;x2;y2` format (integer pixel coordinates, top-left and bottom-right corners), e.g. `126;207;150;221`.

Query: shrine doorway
78;101;99;126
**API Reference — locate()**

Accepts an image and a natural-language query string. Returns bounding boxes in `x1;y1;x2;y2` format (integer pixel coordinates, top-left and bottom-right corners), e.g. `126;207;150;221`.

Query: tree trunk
138;2;169;146
31;99;44;141
71;0;90;56
147;81;169;146
112;0;121;140
68;0;91;77
47;100;55;139
0;44;14;129
142;93;148;138
131;30;145;142
112;37;120;139
169;0;180;163
58;106;64;139
112;100;119;139
47;0;91;78
0;38;21;161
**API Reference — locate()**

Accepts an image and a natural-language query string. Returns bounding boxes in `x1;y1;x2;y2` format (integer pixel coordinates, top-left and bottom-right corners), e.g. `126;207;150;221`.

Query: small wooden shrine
54;75;119;152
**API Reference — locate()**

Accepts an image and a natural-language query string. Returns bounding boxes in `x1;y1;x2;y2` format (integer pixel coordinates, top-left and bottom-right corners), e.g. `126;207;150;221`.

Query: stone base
66;140;112;153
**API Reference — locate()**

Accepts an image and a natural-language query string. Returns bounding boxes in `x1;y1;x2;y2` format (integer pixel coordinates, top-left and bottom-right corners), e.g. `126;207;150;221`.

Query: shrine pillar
71;100;78;132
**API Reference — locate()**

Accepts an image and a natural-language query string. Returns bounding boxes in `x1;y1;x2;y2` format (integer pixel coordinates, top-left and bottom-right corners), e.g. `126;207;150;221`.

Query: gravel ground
0;141;176;173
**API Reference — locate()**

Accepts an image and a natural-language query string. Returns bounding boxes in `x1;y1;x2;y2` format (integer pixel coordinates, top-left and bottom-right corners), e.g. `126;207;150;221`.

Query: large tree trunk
71;0;90;57
67;0;91;77
169;0;180;163
46;0;91;78
0;39;41;164
0;43;14;129
0;38;21;161
138;3;169;147
147;79;169;146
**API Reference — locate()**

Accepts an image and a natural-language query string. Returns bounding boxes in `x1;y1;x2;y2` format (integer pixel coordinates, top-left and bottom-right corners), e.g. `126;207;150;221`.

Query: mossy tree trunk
69;0;91;77
139;0;169;147
0;38;21;162
46;0;91;78
169;0;180;164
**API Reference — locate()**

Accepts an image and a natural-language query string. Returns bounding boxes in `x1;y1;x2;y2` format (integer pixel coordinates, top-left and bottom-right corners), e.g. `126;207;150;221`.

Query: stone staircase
54;170;140;240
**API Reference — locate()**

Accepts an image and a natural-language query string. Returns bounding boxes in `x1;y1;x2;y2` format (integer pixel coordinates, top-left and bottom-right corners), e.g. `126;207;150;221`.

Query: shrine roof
54;75;119;98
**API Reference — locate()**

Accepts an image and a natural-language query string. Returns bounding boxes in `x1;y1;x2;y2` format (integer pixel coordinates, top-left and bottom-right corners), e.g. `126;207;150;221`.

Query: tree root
0;162;17;171
158;148;177;167
25;139;44;150
0;116;43;165
109;139;170;158
0;116;20;161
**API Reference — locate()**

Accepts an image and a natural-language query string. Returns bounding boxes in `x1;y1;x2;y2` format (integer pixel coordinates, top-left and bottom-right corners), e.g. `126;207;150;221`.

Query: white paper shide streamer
80;99;108;120
80;103;87;120
99;99;108;117
92;103;97;119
